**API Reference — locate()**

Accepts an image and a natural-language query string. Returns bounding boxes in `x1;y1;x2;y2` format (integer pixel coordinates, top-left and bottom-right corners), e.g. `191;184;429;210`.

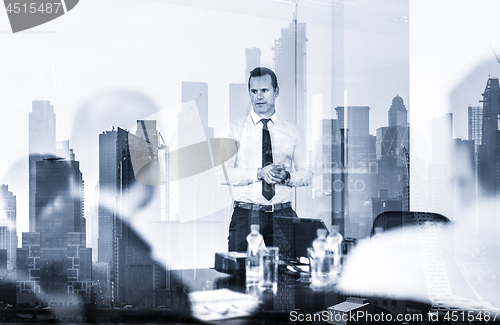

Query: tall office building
471;78;500;241
34;159;85;246
274;22;307;131
0;185;16;270
99;127;138;304
29;100;56;232
17;156;92;307
468;105;483;179
388;95;408;127
375;96;410;204
334;106;376;238
468;105;482;148
466;105;482;234
98;128;125;266
322;119;342;229
477;78;500;195
99;127;130;305
98;124;165;306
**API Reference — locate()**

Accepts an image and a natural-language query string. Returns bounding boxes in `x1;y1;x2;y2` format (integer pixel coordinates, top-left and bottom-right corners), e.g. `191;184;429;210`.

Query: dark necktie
261;119;275;200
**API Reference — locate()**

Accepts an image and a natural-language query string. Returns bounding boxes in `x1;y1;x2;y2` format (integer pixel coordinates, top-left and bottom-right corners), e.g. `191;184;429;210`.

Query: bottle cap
317;228;327;237
250;224;260;233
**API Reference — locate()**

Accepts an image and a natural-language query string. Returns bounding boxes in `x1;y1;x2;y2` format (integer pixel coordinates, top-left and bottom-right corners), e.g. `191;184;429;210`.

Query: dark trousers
228;206;298;252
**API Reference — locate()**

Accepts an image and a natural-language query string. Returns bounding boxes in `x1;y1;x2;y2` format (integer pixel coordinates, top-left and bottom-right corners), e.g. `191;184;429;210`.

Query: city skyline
3;91;412;307
3;0;500;316
0;0;408;239
4;67;500;267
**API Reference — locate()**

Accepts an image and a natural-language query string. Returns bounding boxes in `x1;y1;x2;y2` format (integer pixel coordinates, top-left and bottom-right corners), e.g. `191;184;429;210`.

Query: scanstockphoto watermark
3;0;79;33
289;310;500;323
289;310;420;323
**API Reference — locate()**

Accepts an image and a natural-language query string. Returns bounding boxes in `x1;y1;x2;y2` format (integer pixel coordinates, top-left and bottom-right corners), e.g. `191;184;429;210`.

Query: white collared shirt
220;110;312;204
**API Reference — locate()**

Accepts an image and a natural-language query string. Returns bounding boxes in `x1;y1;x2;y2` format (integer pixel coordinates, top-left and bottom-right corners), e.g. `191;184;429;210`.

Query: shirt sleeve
287;125;312;187
217;122;259;186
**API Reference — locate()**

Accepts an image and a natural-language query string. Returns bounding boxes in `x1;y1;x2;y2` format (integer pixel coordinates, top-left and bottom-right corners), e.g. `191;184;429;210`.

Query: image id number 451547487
6;2;62;14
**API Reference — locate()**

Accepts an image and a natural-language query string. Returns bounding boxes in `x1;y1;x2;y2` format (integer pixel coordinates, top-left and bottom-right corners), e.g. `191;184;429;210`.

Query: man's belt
233;201;292;213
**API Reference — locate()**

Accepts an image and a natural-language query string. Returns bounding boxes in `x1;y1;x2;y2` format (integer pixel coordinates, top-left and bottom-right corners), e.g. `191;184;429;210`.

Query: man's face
249;74;279;118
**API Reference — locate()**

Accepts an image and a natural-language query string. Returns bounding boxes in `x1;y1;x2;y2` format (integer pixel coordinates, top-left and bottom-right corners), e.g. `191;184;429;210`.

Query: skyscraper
29;101;56;232
98;129;119;265
0;185;16;270
98;124;164;306
466;105;483;234
468;105;482;171
388;95;408;127
35;159;85;247
99;127;140;304
334;106;376;238
477;78;500;195
17;155;92;307
468;105;483;149
274;22;307;131
322;119;343;232
375;96;410;202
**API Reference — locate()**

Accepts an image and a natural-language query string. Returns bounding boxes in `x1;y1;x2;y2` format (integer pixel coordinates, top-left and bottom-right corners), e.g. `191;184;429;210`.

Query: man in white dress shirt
222;67;312;251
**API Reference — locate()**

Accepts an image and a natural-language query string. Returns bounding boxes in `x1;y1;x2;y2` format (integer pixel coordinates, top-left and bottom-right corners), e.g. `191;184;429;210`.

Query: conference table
170;261;429;324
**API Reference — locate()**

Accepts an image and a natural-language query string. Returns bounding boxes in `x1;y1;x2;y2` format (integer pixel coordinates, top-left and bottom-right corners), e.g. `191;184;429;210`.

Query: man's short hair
248;67;279;90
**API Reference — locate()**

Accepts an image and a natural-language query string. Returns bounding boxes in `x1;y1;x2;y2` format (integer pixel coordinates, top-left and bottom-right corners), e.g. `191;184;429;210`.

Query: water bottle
310;228;330;289
246;224;266;287
326;225;343;276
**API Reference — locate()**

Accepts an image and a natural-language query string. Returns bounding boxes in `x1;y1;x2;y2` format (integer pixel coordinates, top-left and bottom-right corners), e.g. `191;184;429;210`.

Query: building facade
477;78;500;195
17;157;92;307
29;100;56;232
334;106;376;238
375;96;410;215
98;125;167;307
0;185;16;270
